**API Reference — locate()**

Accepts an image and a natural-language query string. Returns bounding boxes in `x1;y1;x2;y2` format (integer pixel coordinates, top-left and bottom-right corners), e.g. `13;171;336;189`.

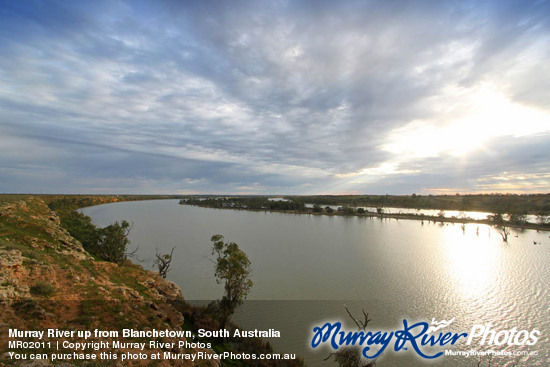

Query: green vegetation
209;234;253;332
340;206;356;216
172;234;304;365
30;281;56;297
41;194;185;208
60;210;99;249
47;199;132;264
181;194;550;231
95;220;131;263
287;193;550;214
181;193;550;215
182;197;306;211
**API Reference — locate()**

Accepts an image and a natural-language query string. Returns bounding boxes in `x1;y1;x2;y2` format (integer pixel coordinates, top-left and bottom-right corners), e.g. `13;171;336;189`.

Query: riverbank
181;202;550;232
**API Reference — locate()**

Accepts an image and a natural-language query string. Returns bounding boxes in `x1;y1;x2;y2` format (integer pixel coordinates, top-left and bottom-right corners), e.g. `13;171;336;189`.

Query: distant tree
488;213;504;223
356;207;365;214
488;206;507;224
536;211;549;225
210;234;253;331
340;206;356;216
312;204;322;213
508;206;528;226
376;207;384;214
325;206;334;214
154;247;175;279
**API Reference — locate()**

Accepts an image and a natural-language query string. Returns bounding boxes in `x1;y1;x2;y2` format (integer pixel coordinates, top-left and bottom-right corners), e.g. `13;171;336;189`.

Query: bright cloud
0;0;549;194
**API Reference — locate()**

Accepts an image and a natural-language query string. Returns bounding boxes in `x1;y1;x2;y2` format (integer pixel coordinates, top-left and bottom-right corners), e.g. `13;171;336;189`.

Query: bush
95;220;131;264
61;211;98;250
30;281;56;297
58;208;131;264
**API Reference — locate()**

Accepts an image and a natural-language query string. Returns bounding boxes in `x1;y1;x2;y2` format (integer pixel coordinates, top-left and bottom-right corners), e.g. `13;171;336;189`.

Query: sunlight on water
83;200;550;366
441;225;501;300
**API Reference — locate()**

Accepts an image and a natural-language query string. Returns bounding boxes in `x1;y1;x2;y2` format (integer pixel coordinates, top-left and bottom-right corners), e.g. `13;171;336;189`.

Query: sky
1;0;549;195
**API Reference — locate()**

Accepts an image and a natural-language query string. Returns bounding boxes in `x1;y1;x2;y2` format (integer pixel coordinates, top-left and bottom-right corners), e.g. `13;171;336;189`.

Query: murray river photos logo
310;318;540;360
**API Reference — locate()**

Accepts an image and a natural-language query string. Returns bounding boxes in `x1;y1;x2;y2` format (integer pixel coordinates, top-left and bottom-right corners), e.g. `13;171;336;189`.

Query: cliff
0;197;218;366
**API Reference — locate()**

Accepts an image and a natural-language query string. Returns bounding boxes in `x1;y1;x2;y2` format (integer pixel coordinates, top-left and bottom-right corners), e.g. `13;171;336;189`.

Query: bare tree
325;306;376;367
496;226;511;242
154;247;175;279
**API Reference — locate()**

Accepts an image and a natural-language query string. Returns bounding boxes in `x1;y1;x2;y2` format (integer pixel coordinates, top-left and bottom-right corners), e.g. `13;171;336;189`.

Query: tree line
183;197;306;211
287;193;550;215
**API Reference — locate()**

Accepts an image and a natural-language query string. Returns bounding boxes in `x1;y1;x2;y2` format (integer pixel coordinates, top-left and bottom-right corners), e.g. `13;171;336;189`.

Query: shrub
30;281;56;297
94;220;131;263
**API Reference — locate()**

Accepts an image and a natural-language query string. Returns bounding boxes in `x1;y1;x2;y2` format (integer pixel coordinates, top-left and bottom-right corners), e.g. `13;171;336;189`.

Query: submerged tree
210;234;253;331
497;226;511;242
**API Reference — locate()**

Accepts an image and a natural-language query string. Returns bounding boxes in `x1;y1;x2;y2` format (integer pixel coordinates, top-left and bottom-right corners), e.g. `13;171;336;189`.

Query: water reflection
441;225;501;300
83;200;550;366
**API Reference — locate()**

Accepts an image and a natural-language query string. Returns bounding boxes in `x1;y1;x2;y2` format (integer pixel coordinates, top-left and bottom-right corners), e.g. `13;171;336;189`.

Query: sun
381;83;550;159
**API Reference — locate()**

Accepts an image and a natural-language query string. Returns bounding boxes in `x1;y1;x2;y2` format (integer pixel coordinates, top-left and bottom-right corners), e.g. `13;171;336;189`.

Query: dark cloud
0;0;549;194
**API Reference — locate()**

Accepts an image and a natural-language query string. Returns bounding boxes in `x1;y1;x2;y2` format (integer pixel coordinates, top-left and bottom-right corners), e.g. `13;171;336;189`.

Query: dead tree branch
154;247;175;279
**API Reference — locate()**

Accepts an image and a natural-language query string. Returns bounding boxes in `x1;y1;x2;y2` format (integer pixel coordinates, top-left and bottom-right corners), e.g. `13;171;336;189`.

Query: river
83;199;549;366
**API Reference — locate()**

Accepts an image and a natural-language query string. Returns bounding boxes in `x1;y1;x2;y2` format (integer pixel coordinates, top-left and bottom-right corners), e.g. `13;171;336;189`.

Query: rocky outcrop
0;197;218;366
0;249;30;300
0;198;91;261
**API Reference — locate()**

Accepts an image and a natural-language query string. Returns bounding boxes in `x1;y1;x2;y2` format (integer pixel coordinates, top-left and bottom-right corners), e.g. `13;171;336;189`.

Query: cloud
0;0;549;194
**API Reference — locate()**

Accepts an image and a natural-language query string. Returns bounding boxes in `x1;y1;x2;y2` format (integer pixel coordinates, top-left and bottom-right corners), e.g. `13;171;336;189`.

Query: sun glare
382;84;550;158
441;225;502;300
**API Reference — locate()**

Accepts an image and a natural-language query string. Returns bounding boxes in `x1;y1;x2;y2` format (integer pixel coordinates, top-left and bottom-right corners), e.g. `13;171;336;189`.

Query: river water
83;199;549;366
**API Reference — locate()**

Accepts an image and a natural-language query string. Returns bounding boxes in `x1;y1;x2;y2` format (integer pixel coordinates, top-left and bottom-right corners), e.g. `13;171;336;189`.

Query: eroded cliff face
0;197;218;366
